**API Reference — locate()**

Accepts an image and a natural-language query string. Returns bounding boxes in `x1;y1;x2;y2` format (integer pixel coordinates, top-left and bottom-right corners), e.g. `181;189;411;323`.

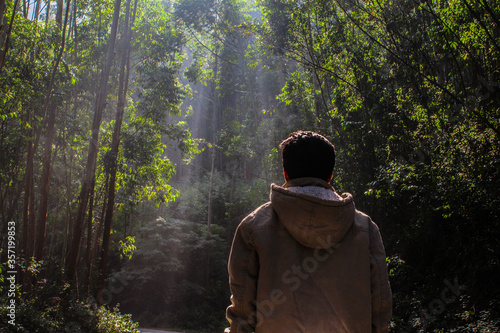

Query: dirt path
139;329;181;333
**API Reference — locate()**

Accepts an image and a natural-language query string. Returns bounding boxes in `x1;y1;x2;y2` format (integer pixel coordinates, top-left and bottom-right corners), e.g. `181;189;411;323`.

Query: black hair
279;131;336;182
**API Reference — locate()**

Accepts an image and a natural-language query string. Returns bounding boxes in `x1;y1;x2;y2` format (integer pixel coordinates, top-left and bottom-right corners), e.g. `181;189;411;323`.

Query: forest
0;0;499;331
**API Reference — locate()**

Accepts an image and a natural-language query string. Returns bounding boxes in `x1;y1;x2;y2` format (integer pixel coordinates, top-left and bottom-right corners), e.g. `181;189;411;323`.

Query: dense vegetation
1;0;499;331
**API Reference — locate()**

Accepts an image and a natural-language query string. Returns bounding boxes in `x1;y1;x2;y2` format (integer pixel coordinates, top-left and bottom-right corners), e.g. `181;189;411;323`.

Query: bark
56;0;63;28
34;0;72;262
0;0;5;31
45;0;51;26
65;0;122;283
83;176;96;296
21;107;38;291
207;46;219;233
0;0;19;75
97;0;135;304
22;0;26;18
33;0;41;21
34;102;57;261
22;112;34;261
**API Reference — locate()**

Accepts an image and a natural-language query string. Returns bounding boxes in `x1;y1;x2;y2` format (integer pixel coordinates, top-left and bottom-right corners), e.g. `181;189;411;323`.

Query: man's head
279;131;336;182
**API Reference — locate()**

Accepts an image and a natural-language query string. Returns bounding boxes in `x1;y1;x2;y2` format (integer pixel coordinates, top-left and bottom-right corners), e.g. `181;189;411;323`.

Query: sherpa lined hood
270;177;355;249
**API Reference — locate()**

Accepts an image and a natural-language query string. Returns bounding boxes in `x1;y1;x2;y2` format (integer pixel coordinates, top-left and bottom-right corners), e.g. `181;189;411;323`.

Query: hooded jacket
226;178;392;333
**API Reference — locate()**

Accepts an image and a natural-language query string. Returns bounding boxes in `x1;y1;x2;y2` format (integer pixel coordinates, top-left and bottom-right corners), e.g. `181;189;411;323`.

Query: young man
226;131;392;333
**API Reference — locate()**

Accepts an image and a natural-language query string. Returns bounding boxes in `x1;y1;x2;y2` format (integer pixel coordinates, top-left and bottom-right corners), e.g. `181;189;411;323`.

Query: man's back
226;178;392;333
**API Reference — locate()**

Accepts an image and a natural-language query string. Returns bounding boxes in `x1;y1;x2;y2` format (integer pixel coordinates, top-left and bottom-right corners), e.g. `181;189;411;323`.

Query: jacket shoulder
352;210;372;232
239;201;277;232
352;210;383;235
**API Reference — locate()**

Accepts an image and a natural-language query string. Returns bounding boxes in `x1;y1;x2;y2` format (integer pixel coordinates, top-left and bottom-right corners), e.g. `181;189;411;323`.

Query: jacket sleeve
226;219;259;333
369;221;393;333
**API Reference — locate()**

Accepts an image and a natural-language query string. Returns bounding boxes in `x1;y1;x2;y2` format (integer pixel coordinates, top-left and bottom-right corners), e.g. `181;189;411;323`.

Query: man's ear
283;170;290;182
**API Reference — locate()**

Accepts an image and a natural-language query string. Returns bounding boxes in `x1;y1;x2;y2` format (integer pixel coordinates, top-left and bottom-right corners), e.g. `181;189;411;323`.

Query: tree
97;0;135;303
66;0;122;283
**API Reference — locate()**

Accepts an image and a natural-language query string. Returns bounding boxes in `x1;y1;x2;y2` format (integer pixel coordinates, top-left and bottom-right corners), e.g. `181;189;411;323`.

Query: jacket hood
270;178;355;249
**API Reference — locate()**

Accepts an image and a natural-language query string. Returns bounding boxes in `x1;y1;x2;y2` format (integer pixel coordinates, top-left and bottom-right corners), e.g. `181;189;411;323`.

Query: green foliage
0;261;139;333
118;236;137;259
174;0;217;31
110;216;228;331
0;299;140;333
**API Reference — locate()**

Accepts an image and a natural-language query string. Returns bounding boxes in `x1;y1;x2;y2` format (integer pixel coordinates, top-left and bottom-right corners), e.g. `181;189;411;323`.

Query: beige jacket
226;178;392;333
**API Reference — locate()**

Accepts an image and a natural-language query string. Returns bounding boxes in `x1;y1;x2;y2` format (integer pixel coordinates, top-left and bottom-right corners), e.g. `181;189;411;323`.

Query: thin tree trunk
47;151;62;263
33;0;41;21
45;0;51;26
62;0;78;266
85;175;108;297
22;0;26;18
0;0;6;31
62;131;73;266
205;42;220;287
65;0;122;283
207;47;219;233
34;102;57;261
34;0;72;262
22;108;38;292
56;0;63;28
0;0;20;75
97;0;134;304
83;176;96;296
22;111;33;262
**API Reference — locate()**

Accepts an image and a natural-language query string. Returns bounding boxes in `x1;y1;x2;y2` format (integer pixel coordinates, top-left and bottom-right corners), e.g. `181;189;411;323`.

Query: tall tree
65;0;122;283
97;0;136;304
35;0;72;262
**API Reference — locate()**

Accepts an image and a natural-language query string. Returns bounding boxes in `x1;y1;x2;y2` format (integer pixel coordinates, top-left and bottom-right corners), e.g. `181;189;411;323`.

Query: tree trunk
207;46;219;233
85;175;107;296
34;102;57;261
45;0;51;26
0;0;20;75
65;0;122;283
33;0;41;21
21;107;39;291
0;0;6;31
97;0;134;304
34;0;71;262
56;0;63;28
83;176;96;296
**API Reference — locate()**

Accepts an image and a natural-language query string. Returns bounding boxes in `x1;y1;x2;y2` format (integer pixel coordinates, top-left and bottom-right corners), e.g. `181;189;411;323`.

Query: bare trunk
33;0;41;21
0;0;20;75
62;0;78;266
85;175;108;296
34;0;71;262
83;176;96;296
56;0;63;28
65;0;122;283
207;49;219;233
0;0;6;30
22;0;26;18
97;0;134;304
45;0;51;26
205;43;220;287
22;113;34;261
62;138;73;265
21;107;39;291
34;103;57;261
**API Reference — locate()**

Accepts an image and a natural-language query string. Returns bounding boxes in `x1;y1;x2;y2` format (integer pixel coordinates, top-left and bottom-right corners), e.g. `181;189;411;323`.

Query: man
226;131;392;333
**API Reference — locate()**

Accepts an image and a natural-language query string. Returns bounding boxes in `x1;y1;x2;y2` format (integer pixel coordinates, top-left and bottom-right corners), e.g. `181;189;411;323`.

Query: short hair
279;131;336;182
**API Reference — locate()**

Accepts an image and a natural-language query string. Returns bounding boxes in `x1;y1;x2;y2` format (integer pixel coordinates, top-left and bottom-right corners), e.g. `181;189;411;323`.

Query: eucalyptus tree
65;0;123;283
